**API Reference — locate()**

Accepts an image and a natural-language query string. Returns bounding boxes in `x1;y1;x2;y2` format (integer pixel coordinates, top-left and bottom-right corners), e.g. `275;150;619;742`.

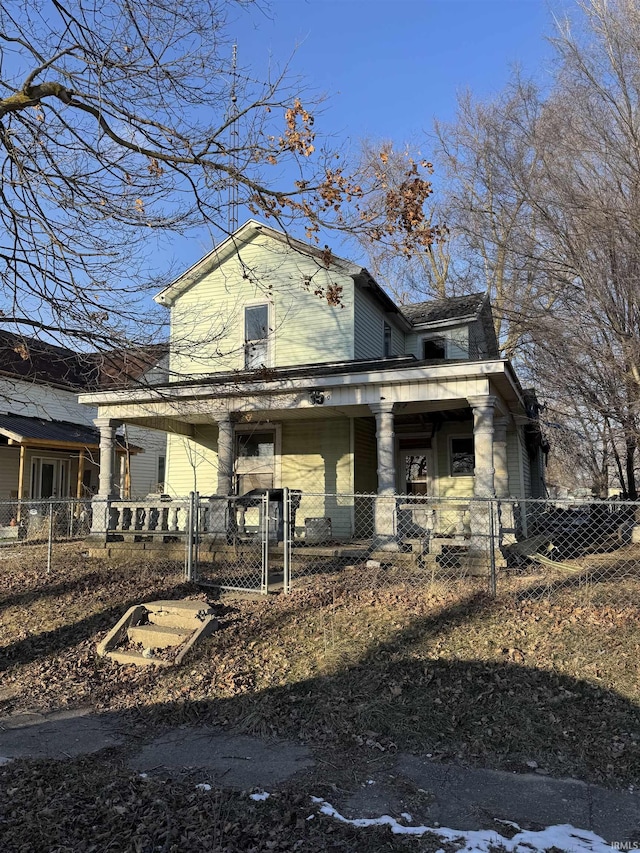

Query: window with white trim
244;304;269;369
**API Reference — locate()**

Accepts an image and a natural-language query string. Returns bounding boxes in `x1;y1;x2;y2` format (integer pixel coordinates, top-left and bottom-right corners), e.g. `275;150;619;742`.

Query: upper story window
422;336;446;359
244;304;269;369
383;322;392;357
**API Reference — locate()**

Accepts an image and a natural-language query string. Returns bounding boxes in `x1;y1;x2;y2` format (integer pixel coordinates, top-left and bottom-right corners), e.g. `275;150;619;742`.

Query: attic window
422;336;446;359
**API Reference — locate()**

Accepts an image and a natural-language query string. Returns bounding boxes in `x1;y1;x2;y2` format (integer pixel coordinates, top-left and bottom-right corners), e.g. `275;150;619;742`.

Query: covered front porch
79;356;534;556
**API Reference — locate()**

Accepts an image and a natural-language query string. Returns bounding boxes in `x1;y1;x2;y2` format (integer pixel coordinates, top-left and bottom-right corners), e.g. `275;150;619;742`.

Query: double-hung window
244;304;269;369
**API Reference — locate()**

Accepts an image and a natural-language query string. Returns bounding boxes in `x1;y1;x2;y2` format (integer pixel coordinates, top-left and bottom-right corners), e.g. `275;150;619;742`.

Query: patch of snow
0;756;13;766
249;791;270;801
195;783;212;792
365;779;375;785
400;812;413;822
138;772;148;779
310;798;614;852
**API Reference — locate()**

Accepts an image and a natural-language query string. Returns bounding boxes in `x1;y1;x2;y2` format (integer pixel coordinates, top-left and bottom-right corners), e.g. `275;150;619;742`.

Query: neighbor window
450;437;475;476
422;336;446;359
244;304;269;369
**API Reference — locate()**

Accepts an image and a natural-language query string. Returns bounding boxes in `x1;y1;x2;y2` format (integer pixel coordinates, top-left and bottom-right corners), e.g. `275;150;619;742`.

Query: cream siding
281;418;353;538
354;286;385;359
353;416;377;537
353;286;406;360
434;421;475;498
391;324;405;356
170;232;355;378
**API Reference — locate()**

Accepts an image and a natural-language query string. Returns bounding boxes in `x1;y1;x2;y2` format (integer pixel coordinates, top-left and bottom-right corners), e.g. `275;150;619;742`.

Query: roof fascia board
79;358;522;406
409;314;480;332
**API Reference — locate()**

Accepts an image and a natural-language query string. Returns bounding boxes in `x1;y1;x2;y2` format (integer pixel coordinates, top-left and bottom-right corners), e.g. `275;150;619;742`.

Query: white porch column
92;417;117;537
466;396;497;564
370;402;397;548
95;417;117;498
216;413;234;496
468;396;496;498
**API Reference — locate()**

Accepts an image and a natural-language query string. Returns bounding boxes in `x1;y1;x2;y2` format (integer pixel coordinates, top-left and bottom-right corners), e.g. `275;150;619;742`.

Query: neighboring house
78;220;546;545
0;332;168;505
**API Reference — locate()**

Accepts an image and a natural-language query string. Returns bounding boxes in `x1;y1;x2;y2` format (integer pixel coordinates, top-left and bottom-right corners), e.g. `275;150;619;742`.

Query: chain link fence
502;497;640;604
0;497;93;574
3;493;639;604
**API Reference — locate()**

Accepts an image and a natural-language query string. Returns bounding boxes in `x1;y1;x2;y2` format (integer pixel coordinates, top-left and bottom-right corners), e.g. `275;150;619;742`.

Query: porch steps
97;599;219;667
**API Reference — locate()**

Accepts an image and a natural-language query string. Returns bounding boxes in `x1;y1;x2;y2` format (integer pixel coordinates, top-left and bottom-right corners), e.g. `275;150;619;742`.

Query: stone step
105;650;173;668
128;623;190;649
144;599;213;629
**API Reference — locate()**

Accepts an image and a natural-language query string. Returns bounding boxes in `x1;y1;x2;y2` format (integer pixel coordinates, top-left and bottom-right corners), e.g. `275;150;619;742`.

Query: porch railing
107;498;190;535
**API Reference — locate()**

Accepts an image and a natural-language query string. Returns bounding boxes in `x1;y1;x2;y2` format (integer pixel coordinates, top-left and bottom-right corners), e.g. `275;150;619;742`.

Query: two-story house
78;220;545;549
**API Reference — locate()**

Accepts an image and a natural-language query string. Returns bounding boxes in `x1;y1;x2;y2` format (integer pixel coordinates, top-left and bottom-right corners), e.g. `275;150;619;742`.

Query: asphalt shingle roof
401;293;486;325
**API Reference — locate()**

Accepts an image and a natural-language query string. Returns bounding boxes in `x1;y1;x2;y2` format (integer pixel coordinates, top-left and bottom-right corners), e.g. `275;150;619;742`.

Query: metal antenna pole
228;43;239;233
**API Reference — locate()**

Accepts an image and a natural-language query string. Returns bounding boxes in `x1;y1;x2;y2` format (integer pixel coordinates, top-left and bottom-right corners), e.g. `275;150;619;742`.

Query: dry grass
1;543;640;790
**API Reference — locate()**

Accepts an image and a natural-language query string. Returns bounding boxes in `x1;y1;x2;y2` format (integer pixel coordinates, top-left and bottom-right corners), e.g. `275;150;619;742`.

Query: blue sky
235;0;561;142
178;0;572;266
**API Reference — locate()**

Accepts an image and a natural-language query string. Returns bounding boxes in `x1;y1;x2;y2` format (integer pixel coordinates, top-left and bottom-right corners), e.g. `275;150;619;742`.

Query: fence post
489;499;497;597
47;501;54;575
193;491;200;582
283;487;291;595
261;492;270;595
185;491;195;582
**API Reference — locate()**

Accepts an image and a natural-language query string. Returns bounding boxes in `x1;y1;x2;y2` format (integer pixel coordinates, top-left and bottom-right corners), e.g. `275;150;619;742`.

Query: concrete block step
144;599;213;629
128;623;190;649
105;650;173;668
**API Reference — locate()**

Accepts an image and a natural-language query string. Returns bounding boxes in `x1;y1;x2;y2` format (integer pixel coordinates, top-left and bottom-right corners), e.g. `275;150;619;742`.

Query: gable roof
401;293;488;326
154;219;363;308
0;331;95;390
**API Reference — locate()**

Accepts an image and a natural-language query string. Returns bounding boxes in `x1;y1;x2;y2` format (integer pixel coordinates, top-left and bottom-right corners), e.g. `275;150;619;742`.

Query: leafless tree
0;0;438;356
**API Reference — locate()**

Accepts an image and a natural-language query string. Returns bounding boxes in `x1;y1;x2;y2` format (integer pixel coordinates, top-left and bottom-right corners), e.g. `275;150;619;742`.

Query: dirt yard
1;542;639;850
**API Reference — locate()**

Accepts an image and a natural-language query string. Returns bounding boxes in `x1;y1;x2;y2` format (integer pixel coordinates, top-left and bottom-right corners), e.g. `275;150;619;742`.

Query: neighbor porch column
370;402;397;548
216;413;234;496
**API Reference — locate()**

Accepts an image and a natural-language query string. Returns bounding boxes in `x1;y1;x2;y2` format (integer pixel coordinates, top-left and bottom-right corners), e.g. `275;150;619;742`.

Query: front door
399;449;433;495
397;448;433;538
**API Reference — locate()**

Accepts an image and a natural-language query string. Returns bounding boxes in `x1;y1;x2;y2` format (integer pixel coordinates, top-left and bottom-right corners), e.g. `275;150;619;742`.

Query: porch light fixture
309;390;325;405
